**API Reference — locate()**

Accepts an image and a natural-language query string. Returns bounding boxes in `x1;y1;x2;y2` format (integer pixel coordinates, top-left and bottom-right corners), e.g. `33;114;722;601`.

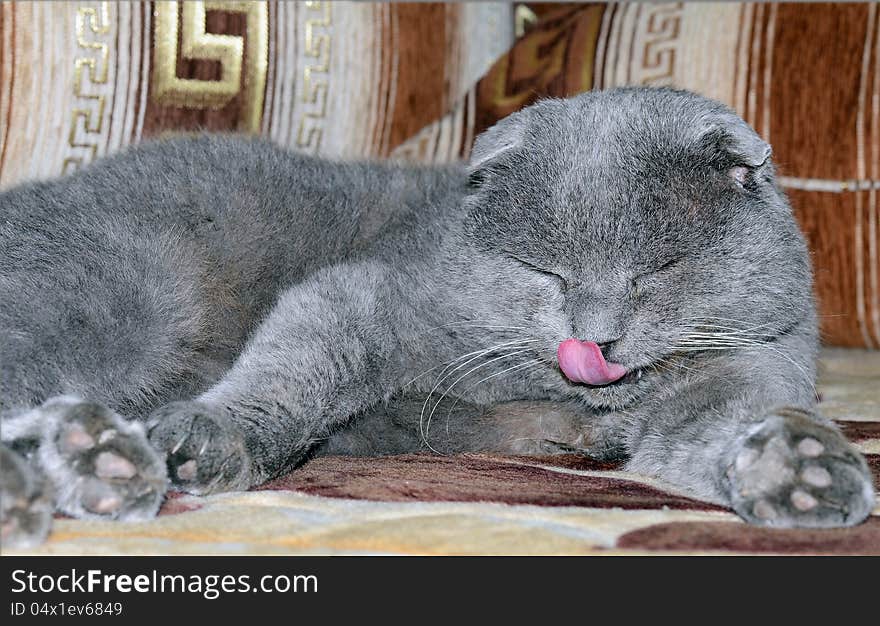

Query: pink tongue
557;339;628;385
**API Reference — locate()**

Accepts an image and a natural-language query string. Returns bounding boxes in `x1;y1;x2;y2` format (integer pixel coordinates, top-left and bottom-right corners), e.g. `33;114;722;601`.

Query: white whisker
423;348;534;446
669;335;817;397
444;359;543;437
418;338;540;452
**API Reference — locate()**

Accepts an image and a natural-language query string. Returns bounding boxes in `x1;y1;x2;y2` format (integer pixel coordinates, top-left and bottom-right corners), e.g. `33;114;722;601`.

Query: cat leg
0;443;52;549
147;260;413;493
5;397;168;521
320;393;624;460
626;396;875;528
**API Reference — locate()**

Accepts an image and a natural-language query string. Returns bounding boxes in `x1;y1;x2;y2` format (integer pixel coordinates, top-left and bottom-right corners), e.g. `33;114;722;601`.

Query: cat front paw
726;408;875;528
38;398;168;521
147;401;252;494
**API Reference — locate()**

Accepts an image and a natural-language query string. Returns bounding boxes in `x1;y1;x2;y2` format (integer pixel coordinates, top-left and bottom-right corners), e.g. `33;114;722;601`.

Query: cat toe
147;401;251;495
726;409;875;528
0;445;53;548
39;399;168;521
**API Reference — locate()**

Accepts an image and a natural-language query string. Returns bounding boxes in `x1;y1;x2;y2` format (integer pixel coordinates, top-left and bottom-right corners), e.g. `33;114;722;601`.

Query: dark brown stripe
791;189;866;347
442;3;460;115
839;420;880;442
618;515;880;554
869;453;880;481
872;8;880;349
565;3;604;92
385;2;448;154
259;453;724;512
770;2;869;179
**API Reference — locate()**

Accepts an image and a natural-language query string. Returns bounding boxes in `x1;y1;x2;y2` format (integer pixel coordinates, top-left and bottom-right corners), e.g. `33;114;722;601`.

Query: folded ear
721;123;772;166
468;108;532;173
700;111;772;167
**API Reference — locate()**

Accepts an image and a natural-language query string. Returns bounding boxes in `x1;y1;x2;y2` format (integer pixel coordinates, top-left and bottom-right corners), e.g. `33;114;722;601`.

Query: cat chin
567;367;649;409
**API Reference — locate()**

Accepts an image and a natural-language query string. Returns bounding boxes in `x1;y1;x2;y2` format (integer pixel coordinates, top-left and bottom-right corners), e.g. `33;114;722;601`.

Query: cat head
460;87;814;408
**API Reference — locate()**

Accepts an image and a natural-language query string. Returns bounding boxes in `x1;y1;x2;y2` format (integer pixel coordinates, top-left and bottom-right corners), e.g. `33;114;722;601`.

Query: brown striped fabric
256;453;728;512
403;2;880;349
616;516;880;555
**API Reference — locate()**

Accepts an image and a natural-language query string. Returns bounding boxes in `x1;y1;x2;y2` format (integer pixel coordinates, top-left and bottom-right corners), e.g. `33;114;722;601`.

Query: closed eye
638;257;680;278
658;257;680;273
632;258;681;291
506;254;568;290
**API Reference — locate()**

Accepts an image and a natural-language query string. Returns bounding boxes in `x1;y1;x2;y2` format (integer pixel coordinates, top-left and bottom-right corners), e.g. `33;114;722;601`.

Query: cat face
462;87;814;408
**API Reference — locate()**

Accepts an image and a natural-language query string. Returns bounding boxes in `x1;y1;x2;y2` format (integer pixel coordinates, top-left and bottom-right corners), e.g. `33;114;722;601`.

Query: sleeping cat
1;87;874;548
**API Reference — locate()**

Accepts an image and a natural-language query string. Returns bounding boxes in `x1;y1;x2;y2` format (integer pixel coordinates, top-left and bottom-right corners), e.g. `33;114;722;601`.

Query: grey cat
1;87;874;548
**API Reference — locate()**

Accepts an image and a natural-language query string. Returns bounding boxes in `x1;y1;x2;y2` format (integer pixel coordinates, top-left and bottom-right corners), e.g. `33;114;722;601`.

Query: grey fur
0;87;874;546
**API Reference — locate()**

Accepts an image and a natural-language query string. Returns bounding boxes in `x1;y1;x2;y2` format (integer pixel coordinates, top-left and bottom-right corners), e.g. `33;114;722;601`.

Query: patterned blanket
9;348;879;555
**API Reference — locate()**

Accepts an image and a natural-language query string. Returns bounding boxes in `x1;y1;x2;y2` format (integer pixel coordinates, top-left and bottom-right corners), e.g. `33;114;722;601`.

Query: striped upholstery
0;1;513;178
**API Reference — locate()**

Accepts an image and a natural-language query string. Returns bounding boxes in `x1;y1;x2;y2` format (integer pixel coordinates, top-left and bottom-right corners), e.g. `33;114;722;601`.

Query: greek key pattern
634;3;682;86
63;2;112;174
152;1;268;132
295;1;331;153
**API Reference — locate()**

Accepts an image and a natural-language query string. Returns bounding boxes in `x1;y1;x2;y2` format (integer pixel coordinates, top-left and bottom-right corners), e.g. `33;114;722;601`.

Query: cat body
0;88;874;547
